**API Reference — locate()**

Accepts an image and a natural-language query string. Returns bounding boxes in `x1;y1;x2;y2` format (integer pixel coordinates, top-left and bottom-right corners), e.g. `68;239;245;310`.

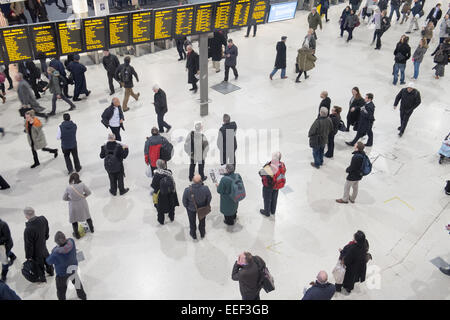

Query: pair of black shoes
260;209;270;217
190;231;205;240
109;188;129;196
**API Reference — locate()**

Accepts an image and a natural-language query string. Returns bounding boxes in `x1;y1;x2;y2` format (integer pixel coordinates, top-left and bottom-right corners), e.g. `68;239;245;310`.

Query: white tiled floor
0;3;449;300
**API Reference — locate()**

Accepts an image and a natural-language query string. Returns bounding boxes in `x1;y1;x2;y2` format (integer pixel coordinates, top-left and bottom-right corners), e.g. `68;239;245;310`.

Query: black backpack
160;139;174;161
104;147;120;173
22;260;40;283
434;50;446;64
121;66;132;83
159;175;175;195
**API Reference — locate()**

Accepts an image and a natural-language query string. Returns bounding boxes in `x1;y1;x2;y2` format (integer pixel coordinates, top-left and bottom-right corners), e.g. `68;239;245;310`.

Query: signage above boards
0;0;270;63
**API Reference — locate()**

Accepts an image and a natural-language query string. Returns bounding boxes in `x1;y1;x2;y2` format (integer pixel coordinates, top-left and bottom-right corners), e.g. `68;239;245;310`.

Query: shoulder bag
189;186;211;220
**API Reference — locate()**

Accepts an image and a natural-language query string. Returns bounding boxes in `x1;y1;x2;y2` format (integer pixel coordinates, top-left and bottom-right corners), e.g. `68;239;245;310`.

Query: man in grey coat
16;73;48;120
45;68;75;116
184;122;209;182
182;174;212;240
308;107;333;169
224;39;238;82
431;14;450;55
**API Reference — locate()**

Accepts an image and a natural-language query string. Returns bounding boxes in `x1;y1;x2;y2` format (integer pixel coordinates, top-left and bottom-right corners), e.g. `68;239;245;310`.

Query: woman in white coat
63;173;94;239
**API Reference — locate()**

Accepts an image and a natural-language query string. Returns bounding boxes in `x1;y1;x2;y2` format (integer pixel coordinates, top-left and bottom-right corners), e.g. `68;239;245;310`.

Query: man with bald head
182;174;212;240
302;270;336;300
101;97;125;141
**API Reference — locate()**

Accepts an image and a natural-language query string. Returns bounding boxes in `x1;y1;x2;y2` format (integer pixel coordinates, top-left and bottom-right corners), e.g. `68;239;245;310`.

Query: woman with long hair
346;87;365;131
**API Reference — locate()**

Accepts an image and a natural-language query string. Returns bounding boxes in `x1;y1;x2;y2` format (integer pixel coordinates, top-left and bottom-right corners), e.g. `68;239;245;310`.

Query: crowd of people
1;0;449;300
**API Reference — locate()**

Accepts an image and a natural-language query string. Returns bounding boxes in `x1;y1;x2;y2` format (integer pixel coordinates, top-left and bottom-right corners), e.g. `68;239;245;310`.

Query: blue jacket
49;58;66;78
302;281;336;300
411;0;424;16
60;120;77;150
46;238;78;277
0;281;21;300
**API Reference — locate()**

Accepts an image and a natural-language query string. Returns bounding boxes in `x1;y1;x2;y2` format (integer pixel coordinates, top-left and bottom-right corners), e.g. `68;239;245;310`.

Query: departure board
231;0;251;28
108;14;130;48
250;0;268;24
174;6;194;37
57;21;83;55
132;11;152;44
154;9;174;40
1;27;33;62
194;3;214;33
83;17;107;51
30;23;58;58
214;1;233;30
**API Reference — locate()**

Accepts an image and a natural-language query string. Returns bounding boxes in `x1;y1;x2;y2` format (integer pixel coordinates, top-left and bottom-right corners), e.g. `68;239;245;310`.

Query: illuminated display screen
30;23;58;58
174;5;195;36
83;17;107;51
214;1;233;30
267;1;297;23
231;0;251;28
57;21;83;55
250;0;269;24
194;3;214;33
153;9;174;40
1;27;33;62
131;11;152;44
108;14;130;48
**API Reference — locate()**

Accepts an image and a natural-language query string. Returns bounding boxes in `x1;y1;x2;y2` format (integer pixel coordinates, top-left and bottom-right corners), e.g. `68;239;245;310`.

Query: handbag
145;165;153;178
189;186;211;220
22;260;40;283
332;260;346;284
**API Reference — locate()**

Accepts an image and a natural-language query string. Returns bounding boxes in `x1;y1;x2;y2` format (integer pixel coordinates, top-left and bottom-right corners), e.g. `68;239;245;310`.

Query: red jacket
261;161;286;190
144;135;165;167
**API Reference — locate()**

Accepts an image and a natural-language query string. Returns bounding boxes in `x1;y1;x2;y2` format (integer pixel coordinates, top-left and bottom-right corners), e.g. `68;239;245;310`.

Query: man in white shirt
101;97;125;141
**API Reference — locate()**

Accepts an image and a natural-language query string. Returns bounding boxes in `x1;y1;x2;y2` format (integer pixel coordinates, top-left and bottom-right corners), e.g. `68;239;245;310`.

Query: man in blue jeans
308;107;333;169
393;35;411;85
389;0;401;21
269;36;288;80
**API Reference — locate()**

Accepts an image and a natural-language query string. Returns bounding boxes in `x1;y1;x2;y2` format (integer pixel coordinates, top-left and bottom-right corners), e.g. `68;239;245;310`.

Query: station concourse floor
0;3;449;299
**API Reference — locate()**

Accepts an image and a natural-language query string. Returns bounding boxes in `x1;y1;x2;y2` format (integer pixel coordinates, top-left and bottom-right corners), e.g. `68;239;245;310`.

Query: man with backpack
115;56;139;112
101;97;125;142
184;122;209;182
153;84;171;133
259;152;286;217
145;127;172;176
100;133;129;196
336;142;370;204
231;252;266;300
393;82;421;137
216;164;245;226
44;67;75;116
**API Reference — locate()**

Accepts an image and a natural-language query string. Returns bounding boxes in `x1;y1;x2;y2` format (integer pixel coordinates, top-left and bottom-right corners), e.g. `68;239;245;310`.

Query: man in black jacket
102;50;121;96
116;56;139;112
426;3;442;27
393;36;411;85
23;207;54;282
346;93;375;147
18;60;41;99
101;97;125;141
302;271;336;300
153;85;171;133
0;219;16;281
217;114;237;166
57;113;81;174
269;36;287;80
393;82;421;136
182;175;212;240
100;133;129;196
318;91;331;116
67;54;90;102
337;142;366;204
186;45;200;93
231;252;264;300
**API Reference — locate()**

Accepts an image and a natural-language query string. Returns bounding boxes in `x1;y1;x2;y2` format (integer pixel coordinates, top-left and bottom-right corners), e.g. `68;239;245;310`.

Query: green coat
296;48;316;72
308;12;322;30
48;71;62;95
25;119;47;150
217;173;240;216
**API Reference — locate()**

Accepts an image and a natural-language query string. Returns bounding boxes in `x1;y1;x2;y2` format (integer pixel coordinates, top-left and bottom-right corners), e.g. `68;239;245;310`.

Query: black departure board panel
250;0;268;24
174;5;194;37
29;23;58;58
1;27;33;62
231;0;251;28
57;21;83;55
108;14;130;48
154;8;174;40
83;17;107;52
194;3;215;33
214;1;233;30
132;10;152;44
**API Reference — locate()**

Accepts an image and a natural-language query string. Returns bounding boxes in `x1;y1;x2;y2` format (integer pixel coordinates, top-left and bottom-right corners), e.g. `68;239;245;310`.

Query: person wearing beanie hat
67;54;91;102
393;82;421;137
269;36;288;80
46;232;87;300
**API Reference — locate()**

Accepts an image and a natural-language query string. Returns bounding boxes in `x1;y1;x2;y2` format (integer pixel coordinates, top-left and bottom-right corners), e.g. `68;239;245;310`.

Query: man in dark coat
67;54;90;102
209;31;227;73
182;174;212;240
389;0;402;21
318;91;331;116
100;133;129;196
337;142;366;204
217;114;237;166
176;36;187;61
115;56;139;112
18;60;41;99
245;19;257;37
186;45;199;93
426;3;442;27
308;107;334;169
346;93;375;147
231;252;265;300
0;219;16;281
302;271;336;300
151;159;179;225
102;50;121;95
101;97;125;141
57;113;81;174
393;36;411;85
269;36;288;80
23;207;54;282
349;0;361;13
393;82;421;136
224;39;238;82
153;84;171;133
49;56;71;98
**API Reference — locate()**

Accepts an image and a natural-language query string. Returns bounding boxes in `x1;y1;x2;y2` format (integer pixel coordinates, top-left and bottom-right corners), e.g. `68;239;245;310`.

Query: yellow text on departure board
58;22;82;55
132;12;151;43
154;10;173;40
232;0;251;27
32;25;57;56
252;0;267;22
2;27;32;62
109;15;129;46
175;6;194;36
214;1;232;29
84;19;105;50
195;4;213;33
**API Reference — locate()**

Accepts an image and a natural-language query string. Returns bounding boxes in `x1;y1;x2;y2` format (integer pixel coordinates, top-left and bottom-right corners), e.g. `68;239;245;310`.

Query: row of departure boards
0;0;269;63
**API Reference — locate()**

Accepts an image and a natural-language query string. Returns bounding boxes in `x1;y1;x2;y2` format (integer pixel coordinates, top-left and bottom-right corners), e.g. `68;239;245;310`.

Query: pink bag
0;72;5;83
